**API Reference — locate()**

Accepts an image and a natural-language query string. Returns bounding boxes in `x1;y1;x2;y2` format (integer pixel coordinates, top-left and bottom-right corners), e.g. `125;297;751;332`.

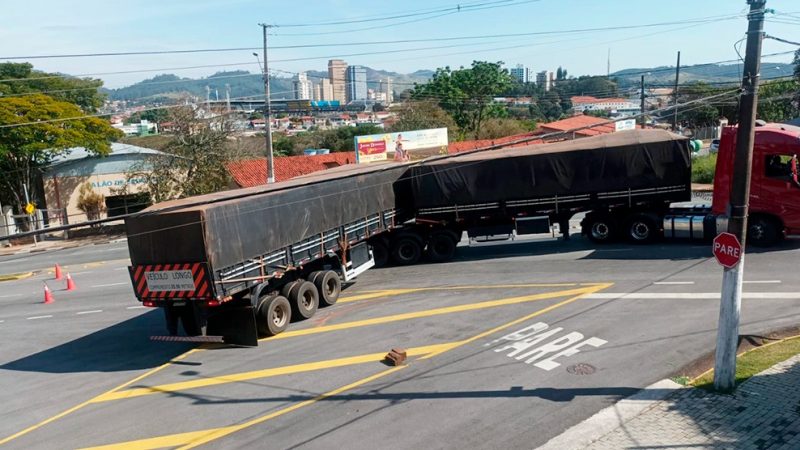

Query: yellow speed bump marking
92;342;459;403
85;283;613;450
337;283;589;303
264;285;601;341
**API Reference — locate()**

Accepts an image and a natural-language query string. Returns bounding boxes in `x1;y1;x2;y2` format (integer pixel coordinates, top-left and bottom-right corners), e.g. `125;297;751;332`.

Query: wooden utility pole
259;23;275;184
639;75;646;128
713;0;766;392
672;51;681;131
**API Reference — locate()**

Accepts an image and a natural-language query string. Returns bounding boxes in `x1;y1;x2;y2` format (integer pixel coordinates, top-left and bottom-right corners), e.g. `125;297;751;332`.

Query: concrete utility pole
639;75;646;128
672;51;681;131
713;0;766;392
258;23;276;184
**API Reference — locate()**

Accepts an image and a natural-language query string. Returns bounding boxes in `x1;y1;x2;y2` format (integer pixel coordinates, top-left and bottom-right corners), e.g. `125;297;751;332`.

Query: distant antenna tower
225;84;231;112
607;48;611;77
215;88;219;102
205;85;211;105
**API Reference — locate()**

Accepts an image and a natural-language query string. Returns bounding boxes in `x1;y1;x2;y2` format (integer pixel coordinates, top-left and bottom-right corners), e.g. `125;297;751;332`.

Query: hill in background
612;62;794;89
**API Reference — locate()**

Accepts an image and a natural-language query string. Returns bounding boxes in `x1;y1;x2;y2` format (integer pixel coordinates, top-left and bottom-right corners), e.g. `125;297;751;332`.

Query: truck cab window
765;154;792;179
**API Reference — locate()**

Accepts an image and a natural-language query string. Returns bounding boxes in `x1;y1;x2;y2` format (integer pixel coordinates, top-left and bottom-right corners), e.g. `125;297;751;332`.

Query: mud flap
206;305;259;347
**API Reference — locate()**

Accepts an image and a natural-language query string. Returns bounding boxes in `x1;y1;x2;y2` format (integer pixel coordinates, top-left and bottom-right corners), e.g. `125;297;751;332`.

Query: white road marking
0;294;23;298
743;280;781;284
70;271;92;275
653;281;695;285
488;322;606;371
27;315;53;320
126;305;147;310
0;320;4;323
90;282;128;288
113;267;129;271
76;310;103;315
586;292;800;299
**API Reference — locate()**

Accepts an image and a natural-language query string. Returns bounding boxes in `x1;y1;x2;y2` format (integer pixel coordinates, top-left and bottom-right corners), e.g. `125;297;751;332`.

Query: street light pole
713;0;766;392
258;23;275;184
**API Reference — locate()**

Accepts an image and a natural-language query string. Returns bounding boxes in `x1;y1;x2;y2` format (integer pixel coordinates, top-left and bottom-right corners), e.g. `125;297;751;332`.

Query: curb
0;271;34;282
536;379;683;450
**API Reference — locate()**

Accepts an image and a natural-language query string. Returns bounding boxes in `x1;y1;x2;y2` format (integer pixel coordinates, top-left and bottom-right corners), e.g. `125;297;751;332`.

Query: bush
692;154;717;184
76;182;106;221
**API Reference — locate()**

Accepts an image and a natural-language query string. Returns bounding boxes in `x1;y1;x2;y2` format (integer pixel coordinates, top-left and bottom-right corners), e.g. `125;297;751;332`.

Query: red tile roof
448;132;543;154
537;115;616;137
226;152;355;187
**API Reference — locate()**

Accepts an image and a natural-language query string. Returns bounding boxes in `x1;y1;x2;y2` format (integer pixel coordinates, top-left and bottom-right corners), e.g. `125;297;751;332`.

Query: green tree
389;101;460;138
0;62;106;112
474;118;529;140
757;79;799;123
411;61;513;137
0;94;122;222
127;108;171;125
130;106;236;201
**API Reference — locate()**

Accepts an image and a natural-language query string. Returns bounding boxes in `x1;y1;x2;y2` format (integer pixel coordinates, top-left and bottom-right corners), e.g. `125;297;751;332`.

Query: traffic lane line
265;285;606;341
89;282;128;288
26;315;53;320
76;310;103;315
585;292;800;299
652;281;695;285
82;284;613;449
743;280;781;284
337;283;587;303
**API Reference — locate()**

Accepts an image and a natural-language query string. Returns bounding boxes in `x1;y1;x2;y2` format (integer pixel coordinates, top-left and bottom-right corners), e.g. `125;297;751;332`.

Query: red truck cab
712;123;800;245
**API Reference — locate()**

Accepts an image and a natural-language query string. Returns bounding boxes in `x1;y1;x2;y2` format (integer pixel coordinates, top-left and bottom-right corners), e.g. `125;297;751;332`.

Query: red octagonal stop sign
713;232;742;268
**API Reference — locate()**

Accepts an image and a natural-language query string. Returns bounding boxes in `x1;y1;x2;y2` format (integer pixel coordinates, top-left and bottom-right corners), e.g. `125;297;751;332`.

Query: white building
536;70;552;91
571;96;641;117
293;72;313;100
320;78;334;101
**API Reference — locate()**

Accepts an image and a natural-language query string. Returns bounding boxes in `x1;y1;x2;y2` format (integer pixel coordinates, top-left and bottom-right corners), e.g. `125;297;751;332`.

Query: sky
1;0;798;89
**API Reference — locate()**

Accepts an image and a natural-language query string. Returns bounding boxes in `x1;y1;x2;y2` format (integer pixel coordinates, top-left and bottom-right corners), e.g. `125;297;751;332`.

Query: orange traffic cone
65;273;76;291
43;284;55;304
54;264;63;280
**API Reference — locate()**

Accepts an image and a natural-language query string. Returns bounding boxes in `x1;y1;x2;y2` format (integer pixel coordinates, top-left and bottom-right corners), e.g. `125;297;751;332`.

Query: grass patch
671;375;690;386
691;335;800;391
692;154;717;184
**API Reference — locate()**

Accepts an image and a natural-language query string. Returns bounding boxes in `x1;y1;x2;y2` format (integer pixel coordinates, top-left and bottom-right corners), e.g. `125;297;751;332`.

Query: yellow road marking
337;283;589;303
0;348;204;446
92;342;458;403
266;285;599;341
87;282;613;449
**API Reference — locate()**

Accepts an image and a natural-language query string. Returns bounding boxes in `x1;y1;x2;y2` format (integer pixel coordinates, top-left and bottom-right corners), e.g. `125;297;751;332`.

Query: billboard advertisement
354;128;449;163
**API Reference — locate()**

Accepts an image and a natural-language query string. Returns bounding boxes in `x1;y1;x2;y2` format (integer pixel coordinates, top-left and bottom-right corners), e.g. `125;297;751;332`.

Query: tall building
320;78;334;101
313;83;321;101
510;64;527;83
345;65;367;103
379;77;393;103
328;59;348;103
292;72;313;100
536;70;552;91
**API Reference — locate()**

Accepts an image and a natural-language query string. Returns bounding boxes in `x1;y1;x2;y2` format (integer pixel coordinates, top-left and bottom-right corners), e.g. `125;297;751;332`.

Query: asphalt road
0;235;799;449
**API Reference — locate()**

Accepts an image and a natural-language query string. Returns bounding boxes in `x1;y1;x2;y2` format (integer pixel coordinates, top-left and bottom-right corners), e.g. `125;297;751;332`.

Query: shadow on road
0;310;194;373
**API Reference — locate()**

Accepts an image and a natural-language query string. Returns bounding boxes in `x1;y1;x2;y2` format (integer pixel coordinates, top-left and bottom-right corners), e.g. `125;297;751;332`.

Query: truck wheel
370;240;389;267
315;270;341;307
748;216;780;247
426;231;457;262
586;216;616;244
256;295;291;336
289;281;319;320
180;306;204;336
626;215;659;244
164;306;179;336
391;235;422;265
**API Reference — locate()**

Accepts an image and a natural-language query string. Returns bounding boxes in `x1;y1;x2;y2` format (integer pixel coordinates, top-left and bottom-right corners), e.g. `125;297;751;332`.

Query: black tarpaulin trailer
395;129;692;225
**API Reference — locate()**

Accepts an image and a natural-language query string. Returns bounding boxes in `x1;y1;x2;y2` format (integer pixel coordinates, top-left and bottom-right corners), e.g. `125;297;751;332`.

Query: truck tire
164;306;179;336
391;235;422;265
426;231;457;262
748;216;781;247
625;214;659;244
256;295;291;336
585;215;616;244
370;240;389;267
180;305;204;336
289;281;319;320
315;270;341;307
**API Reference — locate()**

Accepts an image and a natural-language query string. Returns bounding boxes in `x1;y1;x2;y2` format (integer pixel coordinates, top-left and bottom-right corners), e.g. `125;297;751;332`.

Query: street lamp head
253;52;258;57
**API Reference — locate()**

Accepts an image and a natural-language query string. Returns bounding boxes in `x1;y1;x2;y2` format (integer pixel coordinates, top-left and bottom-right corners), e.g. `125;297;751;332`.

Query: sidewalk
543;355;800;449
0;234;126;257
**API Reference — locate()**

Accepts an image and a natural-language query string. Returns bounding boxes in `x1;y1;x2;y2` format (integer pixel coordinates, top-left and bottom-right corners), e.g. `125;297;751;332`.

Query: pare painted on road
485;322;607;371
